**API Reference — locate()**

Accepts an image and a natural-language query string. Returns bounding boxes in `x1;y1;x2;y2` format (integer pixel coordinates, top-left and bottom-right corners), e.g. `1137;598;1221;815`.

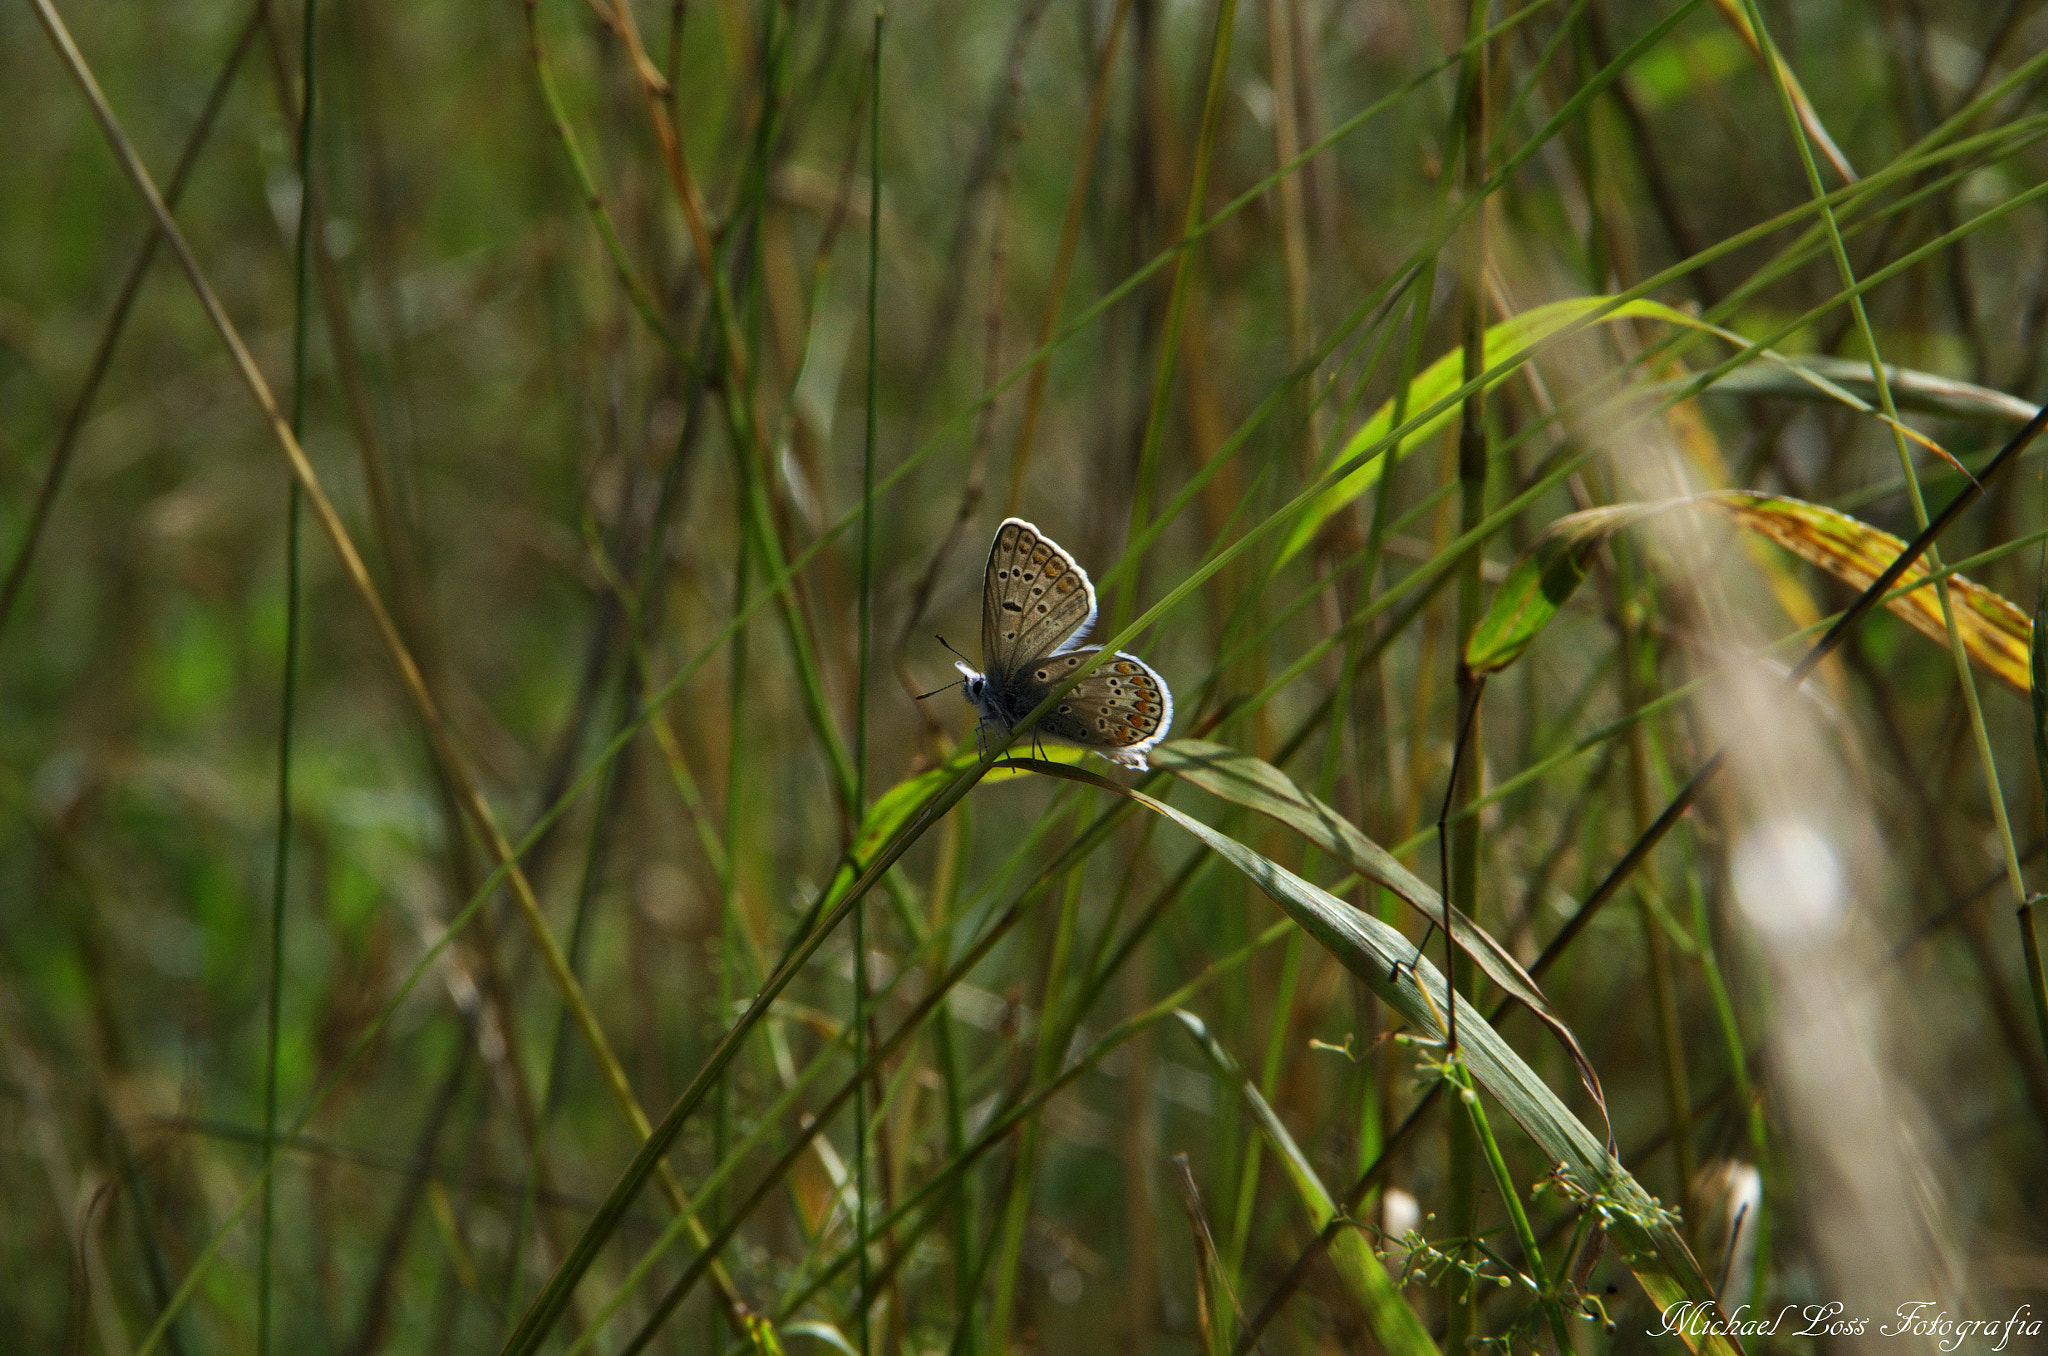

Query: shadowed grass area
5;1;2048;1353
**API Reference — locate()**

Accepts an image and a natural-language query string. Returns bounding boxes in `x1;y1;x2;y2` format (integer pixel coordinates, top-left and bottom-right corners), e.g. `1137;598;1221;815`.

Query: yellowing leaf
1703;491;2032;695
2032;560;2048;799
1463;489;2032;699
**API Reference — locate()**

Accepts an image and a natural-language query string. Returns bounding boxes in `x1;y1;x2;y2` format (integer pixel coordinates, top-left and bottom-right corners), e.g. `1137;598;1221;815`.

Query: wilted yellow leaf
1703;491;2031;695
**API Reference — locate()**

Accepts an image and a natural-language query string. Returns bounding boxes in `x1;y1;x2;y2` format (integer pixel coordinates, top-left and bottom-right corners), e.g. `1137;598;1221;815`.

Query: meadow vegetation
5;0;2048;1352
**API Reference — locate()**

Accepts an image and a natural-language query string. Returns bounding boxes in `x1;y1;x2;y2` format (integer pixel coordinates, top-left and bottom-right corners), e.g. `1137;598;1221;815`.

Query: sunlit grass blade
1010;757;1738;1356
1151;738;1605;1122
1280;296;1699;566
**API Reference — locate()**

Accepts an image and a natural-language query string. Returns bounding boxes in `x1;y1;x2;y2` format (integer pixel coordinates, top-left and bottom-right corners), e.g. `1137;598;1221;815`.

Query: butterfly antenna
934;634;972;665
913;680;959;701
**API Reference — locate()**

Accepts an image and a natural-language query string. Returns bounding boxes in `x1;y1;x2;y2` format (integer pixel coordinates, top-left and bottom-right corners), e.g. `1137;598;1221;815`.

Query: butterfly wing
1029;648;1174;770
981;518;1097;678
973;521;1168;769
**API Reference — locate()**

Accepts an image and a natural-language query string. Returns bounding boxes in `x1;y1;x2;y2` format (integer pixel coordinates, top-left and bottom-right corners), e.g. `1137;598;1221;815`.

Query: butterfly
950;518;1173;770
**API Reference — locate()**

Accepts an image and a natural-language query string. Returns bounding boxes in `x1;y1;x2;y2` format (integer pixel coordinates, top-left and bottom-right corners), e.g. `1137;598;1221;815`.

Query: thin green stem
1115;0;1240;626
780;921;1297;1325
259;0;316;1346
1224;928;1303;1275
1447;8;1488;1345
0;6;262;647
984;841;1087;1351
2021;904;2048;1070
1453;1063;1574;1354
1610;531;1695;1216
1683;866;1770;1298
712;485;752;1355
521;0;692;370
853;9;884;1352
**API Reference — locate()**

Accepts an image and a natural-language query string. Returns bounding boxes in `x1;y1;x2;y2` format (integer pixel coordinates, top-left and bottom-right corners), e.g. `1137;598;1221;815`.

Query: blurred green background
5;0;2048;1352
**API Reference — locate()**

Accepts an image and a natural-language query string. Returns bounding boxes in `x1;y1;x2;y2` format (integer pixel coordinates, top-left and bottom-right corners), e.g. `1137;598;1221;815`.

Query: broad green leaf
1464;503;1671;675
1707;491;2032;695
791;761;959;934
1279;296;1700;567
1174;1010;1438;1356
856;762;956;860
1014;758;1741;1356
1151;739;1605;1128
853;742;1066;861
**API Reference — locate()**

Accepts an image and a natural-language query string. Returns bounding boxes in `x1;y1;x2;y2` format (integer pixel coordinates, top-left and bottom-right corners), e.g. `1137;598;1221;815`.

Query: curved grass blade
1703;355;2039;426
1174;1010;1438;1356
1150;739;1605;1128
784;1320;856;1355
1279;296;1698;567
1705;0;1854;184
1007;758;1741;1356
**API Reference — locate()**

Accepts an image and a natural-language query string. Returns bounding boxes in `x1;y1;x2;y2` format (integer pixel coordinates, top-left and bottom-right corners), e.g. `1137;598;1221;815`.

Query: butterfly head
954;660;998;721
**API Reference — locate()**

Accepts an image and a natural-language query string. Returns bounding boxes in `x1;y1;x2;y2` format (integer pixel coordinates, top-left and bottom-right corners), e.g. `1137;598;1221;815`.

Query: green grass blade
1151;739;1603;1121
1174;1010;1439;1356
1011;757;1738;1356
1279;297;1699;568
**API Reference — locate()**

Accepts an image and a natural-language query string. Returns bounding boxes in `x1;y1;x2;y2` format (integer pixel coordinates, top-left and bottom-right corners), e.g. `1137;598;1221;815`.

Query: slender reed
259;0;317;1346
